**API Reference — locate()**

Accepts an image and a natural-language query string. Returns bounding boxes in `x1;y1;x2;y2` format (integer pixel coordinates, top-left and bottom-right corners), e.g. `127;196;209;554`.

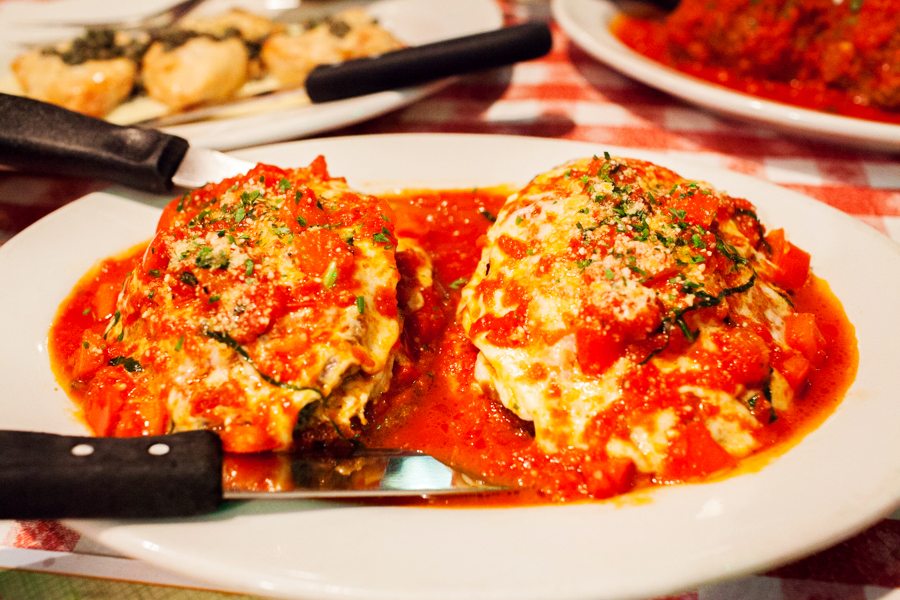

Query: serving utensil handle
0;430;222;519
305;21;553;103
0;93;188;193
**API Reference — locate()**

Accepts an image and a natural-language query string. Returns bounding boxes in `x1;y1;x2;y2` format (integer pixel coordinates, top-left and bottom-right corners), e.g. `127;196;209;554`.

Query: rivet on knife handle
305;21;554;103
0;93;189;193
0;430;222;520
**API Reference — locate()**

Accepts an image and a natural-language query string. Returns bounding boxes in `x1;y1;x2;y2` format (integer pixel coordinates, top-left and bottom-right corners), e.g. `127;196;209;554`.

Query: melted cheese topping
458;155;797;474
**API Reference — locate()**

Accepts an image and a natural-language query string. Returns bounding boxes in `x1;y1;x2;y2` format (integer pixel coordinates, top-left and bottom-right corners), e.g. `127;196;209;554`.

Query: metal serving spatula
0;430;504;520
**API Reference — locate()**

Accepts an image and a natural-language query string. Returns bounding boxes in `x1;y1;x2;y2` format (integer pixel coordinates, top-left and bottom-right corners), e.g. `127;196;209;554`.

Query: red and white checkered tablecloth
3;1;900;599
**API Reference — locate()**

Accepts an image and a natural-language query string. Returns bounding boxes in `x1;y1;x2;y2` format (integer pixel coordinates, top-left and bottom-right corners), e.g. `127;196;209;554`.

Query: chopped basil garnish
108;356;142;372
204;330;323;396
180;272;199;287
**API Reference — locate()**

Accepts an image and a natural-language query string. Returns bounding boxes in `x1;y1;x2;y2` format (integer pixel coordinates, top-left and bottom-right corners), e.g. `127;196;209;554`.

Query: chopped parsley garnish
356;296;366;314
174;335;184;352
241;190;261;204
244;259;254;277
322;261;338;288
296;216;308;227
209;294;221;303
480;210;497;223
449;278;468;290
373;226;392;244
278;178;291;191
234;206;246;223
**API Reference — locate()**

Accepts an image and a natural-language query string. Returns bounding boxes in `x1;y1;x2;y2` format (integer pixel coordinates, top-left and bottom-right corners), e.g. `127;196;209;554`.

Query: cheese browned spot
458;155;813;478
100;157;421;453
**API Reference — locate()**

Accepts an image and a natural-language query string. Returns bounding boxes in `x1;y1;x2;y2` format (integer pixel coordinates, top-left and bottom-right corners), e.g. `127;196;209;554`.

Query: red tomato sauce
49;188;858;506
612;5;900;125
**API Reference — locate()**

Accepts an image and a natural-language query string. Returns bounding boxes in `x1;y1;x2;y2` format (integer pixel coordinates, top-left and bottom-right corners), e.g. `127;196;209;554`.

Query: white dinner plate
551;0;900;152
3;134;900;600
0;0;502;150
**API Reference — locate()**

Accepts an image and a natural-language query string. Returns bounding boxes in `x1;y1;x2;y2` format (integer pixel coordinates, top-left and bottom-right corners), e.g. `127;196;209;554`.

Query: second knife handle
0;93;189;193
0;430;223;519
306;21;554;103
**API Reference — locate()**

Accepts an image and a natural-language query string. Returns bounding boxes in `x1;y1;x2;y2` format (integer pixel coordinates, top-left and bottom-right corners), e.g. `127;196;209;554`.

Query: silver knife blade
171;145;253;189
222;449;500;500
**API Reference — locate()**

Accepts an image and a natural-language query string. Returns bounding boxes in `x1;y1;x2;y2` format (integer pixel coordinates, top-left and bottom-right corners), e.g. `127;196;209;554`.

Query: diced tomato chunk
293;229;355;284
766;229;811;290
665;188;719;228
156;196;183;232
84;367;130;436
658;421;736;482
71;330;107;379
709;327;771;386
92;281;120;321
576;327;624;376
307;155;330;179
141;232;170;275
585;456;635;498
113;395;168;437
776;352;812;391
784;313;827;367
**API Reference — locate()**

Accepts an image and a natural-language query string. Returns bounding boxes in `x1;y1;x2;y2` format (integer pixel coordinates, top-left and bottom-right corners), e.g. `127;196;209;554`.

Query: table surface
3;1;900;599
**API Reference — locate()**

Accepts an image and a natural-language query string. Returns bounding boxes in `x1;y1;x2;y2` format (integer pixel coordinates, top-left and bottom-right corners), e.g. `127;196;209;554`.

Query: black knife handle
0;93;188;193
0;430;222;519
306;21;554;103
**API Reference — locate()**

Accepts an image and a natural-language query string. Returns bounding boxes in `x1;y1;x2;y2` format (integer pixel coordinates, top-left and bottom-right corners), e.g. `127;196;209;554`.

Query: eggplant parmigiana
63;158;432;453
457;155;829;481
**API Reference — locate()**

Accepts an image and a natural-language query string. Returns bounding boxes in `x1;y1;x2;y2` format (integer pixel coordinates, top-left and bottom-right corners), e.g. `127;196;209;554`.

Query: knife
0;22;551;193
0;430;504;520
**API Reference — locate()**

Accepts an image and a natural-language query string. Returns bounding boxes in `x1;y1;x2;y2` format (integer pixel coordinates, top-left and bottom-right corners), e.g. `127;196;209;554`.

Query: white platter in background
2;134;900;600
0;0;501;150
552;0;900;153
